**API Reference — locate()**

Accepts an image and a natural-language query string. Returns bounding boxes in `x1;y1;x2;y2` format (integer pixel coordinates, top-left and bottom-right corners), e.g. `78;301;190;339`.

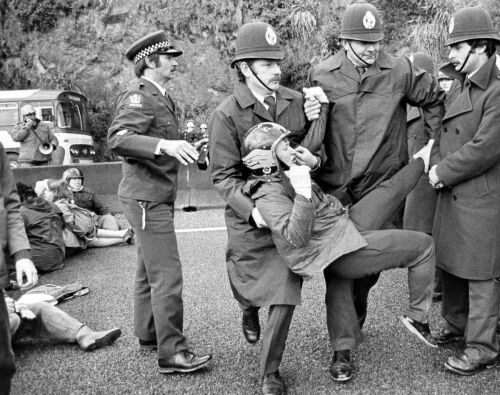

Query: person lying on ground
242;121;437;380
5;295;121;352
34;179;134;249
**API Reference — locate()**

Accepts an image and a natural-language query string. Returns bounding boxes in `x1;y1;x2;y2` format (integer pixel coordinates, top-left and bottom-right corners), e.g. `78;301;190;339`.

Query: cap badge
363;11;376;30
448;17;455;34
265;27;277;45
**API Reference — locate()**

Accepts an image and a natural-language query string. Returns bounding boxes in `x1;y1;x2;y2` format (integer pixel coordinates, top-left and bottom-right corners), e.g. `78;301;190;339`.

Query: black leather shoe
242;307;260;344
158;350;212;374
399;315;438;348
261;371;285;395
330;350;353;382
444;352;497;376
139;339;157;351
434;327;463;345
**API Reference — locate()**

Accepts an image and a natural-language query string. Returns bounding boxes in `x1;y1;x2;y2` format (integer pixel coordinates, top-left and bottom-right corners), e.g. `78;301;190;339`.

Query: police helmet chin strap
457;49;474;73
347;41;371;68
247;63;275;93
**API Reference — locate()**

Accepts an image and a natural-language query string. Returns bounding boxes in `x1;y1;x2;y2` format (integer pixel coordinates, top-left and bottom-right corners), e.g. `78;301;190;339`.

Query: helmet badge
448;17;455;34
363;11;376;30
265;27;277;45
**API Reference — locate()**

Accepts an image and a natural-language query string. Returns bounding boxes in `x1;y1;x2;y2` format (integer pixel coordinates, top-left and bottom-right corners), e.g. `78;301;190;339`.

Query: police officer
305;2;444;381
209;21;332;394
9;104;59;167
108;30;211;374
428;6;500;376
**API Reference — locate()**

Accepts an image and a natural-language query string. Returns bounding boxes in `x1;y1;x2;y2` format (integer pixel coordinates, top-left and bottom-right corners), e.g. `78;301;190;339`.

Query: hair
134;53;160;78
468;39;497;58
16;182;37;202
235;60;255;83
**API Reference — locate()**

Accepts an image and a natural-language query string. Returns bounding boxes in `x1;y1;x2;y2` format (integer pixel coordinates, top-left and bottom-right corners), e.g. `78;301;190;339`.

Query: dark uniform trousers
120;197;186;359
442;271;499;363
0;291;15;395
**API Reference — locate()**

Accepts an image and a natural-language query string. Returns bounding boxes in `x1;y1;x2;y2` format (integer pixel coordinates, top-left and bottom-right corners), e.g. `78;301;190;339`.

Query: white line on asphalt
175;226;227;233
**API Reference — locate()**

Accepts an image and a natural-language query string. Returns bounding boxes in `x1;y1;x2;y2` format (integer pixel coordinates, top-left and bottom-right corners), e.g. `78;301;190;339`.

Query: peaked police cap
125;30;183;63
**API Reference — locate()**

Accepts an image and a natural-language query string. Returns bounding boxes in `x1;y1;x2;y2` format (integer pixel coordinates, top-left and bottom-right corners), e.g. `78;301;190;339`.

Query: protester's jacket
72;187;110;215
20;198;65;254
108;78;180;203
247;171;367;280
9;119;58;163
309;49;445;204
431;55;500;280
0;143;31;289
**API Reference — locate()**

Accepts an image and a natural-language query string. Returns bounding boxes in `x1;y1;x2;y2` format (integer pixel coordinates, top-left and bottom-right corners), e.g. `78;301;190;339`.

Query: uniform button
455;129;459;134
452;195;457;201
443;127;447;133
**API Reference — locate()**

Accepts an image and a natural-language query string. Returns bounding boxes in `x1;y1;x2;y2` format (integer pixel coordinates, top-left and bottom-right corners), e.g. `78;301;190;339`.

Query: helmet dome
339;2;384;43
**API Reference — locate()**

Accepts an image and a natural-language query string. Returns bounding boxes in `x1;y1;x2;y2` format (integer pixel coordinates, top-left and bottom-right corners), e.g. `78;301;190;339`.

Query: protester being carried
62;168;121;231
35;179;134;249
14;183;65;273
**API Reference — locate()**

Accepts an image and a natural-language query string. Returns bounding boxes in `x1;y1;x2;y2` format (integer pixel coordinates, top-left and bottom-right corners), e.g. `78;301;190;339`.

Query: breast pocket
155;115;179;139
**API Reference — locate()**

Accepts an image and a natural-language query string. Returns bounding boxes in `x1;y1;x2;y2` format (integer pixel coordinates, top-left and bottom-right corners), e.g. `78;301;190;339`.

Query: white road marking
175;226;227;233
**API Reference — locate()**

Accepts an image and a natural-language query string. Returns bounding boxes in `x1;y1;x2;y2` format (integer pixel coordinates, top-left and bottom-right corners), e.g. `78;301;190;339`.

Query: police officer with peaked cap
306;0;445;382
428;6;500;376
108;30;211;374
209;21;330;394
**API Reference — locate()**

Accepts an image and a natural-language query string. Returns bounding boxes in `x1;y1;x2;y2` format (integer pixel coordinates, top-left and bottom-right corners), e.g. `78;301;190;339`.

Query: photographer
9;104;58;167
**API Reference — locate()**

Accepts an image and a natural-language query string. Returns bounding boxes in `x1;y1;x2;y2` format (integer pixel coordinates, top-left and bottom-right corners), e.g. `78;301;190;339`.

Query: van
0;89;96;167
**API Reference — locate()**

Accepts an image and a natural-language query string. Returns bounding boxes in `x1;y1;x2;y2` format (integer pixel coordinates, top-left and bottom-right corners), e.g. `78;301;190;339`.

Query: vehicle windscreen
56;101;84;131
0;102;19;127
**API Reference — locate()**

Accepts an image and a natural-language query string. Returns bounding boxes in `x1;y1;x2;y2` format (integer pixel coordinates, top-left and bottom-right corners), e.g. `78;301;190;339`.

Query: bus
0;89;96;167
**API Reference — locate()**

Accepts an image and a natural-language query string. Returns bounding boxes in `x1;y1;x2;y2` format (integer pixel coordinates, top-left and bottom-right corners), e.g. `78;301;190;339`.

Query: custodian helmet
231;22;284;67
63;168;84;182
445;7;500;46
339;1;384;43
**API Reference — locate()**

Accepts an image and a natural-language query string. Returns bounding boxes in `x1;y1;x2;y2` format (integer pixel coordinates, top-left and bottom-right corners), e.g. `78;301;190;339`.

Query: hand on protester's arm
159;139;199;165
428;165;443;189
293;146;318;169
15;258;38;289
287;165;312;199
303;87;328;121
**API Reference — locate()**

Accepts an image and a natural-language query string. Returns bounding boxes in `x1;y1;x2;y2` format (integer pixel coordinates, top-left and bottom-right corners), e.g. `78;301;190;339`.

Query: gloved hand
287;165;312;199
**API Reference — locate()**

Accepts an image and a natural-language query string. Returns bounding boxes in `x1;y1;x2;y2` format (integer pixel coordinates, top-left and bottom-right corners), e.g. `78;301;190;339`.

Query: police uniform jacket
308;49;444;204
108;78;180;203
9;119;58;163
209;83;308;306
403;106;438;233
0;143;31;289
431;55;500;280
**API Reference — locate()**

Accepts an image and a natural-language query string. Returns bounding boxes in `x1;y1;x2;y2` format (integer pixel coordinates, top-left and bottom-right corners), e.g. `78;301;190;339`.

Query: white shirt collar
142;76;166;96
249;88;276;110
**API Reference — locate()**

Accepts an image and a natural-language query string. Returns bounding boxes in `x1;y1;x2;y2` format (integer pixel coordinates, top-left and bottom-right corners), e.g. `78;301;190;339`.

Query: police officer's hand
428;165;443;189
193;138;209;152
303;87;328;104
159;139;199;165
303;96;322;121
15;258;38;290
293;146;318;169
243;149;275;169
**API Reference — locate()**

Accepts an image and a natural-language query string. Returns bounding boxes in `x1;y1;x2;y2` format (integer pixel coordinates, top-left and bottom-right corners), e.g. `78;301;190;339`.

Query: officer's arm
208;111;254;222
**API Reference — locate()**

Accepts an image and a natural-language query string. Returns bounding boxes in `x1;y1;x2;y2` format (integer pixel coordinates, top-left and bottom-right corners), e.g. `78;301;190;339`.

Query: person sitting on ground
62;168;121;231
35;179;134;249
242;121;437;376
14;183;65;273
5;294;121;352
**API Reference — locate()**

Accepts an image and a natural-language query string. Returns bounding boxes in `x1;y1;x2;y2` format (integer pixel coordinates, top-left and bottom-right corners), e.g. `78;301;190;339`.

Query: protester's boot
76;326;122;351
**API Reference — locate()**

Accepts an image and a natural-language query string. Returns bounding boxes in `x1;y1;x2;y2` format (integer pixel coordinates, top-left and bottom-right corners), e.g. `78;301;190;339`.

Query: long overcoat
209;84;308;306
431;55;500;280
308;50;444;204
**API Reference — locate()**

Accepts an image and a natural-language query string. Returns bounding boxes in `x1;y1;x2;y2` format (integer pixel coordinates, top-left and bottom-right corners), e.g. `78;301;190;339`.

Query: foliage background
0;0;499;160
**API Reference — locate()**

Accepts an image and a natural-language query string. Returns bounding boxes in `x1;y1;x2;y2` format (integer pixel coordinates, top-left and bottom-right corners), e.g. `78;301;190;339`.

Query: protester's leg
121;197;186;359
24;302;83;342
0;292;15;395
260;305;295;376
330;230;434;323
97;214;120;231
95;228;128;239
324;273;361;350
441;270;468;335
349;159;424;232
463;279;499;363
87;237;125;247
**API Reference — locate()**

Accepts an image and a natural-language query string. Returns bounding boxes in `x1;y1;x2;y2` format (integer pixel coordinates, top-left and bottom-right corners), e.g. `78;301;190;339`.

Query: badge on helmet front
363;11;376;30
448;17;455;34
265;27;277;46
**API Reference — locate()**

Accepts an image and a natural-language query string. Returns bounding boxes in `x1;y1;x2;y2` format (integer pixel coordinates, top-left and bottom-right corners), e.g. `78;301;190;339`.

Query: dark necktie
355;66;365;80
264;96;276;121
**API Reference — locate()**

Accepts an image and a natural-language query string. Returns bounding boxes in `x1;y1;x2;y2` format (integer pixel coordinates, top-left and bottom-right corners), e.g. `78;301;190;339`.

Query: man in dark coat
306;2;445;379
108;30;211;374
0;142;38;394
209;22;338;394
428;6;500;376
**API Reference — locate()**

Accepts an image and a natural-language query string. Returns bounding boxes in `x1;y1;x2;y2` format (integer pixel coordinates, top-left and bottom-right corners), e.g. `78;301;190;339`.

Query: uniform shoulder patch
125;92;144;109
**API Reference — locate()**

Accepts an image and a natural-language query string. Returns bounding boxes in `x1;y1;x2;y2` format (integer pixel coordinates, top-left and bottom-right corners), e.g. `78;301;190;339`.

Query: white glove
287;165;312;199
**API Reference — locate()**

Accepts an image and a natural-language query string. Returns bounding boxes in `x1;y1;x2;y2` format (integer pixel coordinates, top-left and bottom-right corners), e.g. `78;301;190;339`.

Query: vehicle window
57;101;83;130
0;102;19;126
